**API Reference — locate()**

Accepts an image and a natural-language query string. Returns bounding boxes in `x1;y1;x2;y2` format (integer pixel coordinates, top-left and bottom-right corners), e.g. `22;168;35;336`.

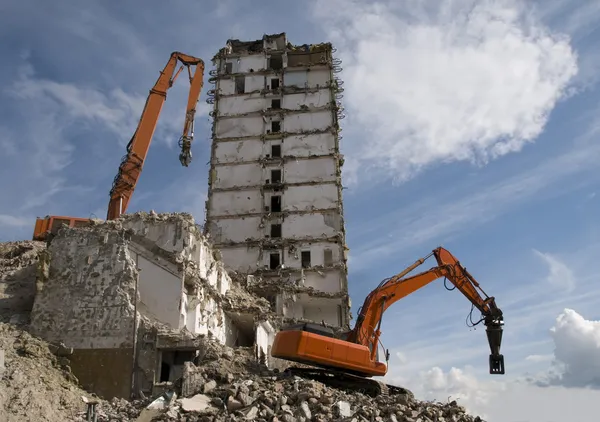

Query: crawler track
283;366;411;398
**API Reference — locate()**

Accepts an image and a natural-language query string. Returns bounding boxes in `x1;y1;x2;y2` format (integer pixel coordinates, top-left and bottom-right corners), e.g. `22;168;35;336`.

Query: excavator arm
106;52;204;220
349;247;505;374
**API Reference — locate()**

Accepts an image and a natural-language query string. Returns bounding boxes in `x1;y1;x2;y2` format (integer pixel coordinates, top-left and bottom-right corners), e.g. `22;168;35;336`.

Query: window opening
270;224;282;238
271;144;281;158
268;55;283;70
271;169;282;183
235;77;245;94
301;251;311;268
324;249;333;265
271;121;281;133
270;195;282;212
269;253;280;269
225;62;233;74
271;78;280;89
271;99;281;109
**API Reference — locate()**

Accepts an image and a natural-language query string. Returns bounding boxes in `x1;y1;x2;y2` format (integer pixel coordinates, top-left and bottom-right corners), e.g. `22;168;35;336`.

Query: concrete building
204;33;351;328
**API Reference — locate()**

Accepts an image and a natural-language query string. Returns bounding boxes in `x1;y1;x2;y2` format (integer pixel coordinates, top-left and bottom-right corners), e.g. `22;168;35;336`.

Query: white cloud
9;64;146;140
416;366;504;417
391;308;600;421
525;354;553;363
539;308;600;388
408;366;600;422
313;0;578;182
533;249;576;292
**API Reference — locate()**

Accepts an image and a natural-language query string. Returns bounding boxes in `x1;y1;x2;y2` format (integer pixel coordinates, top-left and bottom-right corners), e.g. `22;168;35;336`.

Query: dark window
301;251;311;268
271;121;281;133
271;169;282;183
271;99;281;109
268;55;283;70
271;78;280;89
271;144;281;158
269;253;280;269
270;224;282;238
225;62;233;74
271;195;282;212
235;77;245;94
324;249;333;265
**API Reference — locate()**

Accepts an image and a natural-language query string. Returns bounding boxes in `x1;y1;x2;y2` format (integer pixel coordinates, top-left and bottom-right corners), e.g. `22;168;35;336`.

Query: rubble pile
0;240;46;323
93;339;485;422
0;322;89;422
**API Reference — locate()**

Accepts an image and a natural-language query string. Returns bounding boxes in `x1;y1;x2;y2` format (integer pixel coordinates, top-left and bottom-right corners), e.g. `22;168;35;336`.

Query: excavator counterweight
271;247;506;394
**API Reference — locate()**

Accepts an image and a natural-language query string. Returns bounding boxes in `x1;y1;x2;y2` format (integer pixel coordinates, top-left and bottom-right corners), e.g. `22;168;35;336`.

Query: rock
299;401;311;419
244;406;259;419
203;379;217;393
227;396;244;411
335;400;353;417
179;394;216;413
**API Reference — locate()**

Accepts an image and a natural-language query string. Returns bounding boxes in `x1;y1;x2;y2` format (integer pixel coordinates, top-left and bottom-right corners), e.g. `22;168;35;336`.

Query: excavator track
282;367;411;398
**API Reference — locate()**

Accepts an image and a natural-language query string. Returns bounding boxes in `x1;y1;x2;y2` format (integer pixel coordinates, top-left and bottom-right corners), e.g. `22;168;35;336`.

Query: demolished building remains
27;212;274;399
204;33;351;329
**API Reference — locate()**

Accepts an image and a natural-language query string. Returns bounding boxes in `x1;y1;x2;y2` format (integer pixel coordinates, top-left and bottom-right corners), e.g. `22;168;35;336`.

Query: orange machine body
271;247;505;378
271;324;387;377
33;216;93;241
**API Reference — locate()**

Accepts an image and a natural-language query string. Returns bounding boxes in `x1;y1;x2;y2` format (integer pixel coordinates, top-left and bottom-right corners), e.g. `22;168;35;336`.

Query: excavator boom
107;52;204;220
32;51;205;241
271;246;505;391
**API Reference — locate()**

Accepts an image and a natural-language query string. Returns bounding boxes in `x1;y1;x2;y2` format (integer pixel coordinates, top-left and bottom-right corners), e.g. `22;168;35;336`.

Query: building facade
204;33;350;329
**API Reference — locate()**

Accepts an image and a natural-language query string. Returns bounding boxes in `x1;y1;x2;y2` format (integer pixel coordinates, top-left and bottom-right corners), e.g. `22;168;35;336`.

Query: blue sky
2;0;600;420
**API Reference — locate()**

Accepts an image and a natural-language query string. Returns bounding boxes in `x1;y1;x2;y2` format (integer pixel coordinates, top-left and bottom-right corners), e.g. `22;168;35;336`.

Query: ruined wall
30;230;138;349
205;33;351;329
28;213;273;398
0;241;45;323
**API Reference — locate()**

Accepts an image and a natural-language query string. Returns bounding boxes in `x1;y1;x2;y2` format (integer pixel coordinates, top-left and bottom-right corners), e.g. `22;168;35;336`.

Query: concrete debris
0;313;485;422
0;322;88;421
0;240;46;323
88;338;485;422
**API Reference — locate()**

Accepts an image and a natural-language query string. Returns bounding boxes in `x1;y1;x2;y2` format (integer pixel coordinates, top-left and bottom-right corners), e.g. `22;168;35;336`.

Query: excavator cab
33;216;93;242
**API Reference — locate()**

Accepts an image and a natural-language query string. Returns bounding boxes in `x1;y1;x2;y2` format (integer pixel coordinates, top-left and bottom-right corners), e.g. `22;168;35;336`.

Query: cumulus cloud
312;0;578;182
420;366;501;408
533;249;576;291
539;308;600;388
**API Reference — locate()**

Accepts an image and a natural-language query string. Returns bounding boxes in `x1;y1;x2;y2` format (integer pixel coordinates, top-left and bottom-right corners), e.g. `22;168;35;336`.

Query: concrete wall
278;295;342;326
256;320;275;364
136;255;182;328
69;348;134;400
30;232;138;349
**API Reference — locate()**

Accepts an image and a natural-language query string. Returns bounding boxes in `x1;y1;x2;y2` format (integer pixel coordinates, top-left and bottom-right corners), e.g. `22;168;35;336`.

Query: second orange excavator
33;51;204;241
271;247;505;395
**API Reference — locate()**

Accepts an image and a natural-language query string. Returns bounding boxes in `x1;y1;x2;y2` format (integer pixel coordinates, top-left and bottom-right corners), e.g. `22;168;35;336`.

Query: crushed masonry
0;321;487;421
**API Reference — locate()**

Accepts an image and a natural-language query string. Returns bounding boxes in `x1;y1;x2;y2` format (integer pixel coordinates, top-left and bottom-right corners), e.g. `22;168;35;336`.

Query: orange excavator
271;247;505;396
33;52;205;241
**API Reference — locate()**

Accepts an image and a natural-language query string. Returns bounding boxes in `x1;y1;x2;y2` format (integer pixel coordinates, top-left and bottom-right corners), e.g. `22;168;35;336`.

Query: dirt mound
0;322;94;422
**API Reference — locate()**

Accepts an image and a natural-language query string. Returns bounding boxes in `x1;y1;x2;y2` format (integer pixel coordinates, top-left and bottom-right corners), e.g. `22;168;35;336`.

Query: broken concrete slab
179;393;217;413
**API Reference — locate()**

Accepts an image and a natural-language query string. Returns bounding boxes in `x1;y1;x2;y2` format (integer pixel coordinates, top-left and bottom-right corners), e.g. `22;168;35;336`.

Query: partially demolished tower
205;33;350;328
